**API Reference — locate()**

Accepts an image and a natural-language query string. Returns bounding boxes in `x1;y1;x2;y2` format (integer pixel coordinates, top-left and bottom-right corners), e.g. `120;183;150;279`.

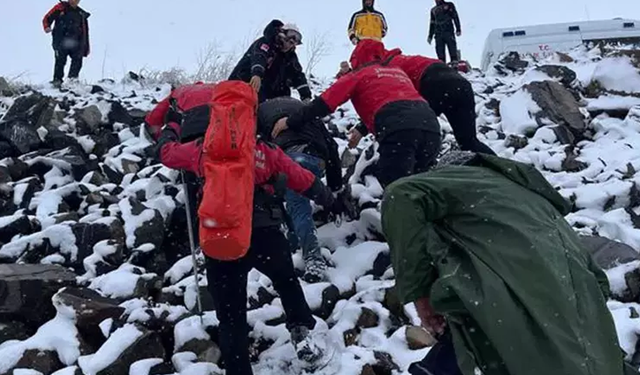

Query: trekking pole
181;170;204;321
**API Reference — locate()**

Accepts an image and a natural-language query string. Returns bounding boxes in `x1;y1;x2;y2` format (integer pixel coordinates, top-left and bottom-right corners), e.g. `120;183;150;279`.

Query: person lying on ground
271;39;442;188
382;150;628;375
229;20;311;103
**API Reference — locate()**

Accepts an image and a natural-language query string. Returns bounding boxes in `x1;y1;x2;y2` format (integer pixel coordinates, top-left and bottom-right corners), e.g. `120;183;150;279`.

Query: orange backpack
198;81;257;261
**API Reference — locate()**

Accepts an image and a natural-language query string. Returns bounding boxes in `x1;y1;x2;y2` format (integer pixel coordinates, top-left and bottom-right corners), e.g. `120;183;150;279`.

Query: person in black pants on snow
428;0;461;63
42;0;90;86
229;20;312;103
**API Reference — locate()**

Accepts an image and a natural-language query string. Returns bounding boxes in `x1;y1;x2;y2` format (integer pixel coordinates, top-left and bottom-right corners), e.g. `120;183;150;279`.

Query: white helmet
282;23;303;45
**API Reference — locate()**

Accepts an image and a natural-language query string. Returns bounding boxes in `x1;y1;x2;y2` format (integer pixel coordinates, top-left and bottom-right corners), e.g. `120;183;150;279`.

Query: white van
481;18;640;71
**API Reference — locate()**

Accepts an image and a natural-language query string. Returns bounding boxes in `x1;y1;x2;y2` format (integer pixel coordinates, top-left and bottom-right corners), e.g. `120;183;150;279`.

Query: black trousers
205;227;315;375
435;33;458;63
420;64;495;156
376;129;441;188
53;48;83;82
409;331;463;375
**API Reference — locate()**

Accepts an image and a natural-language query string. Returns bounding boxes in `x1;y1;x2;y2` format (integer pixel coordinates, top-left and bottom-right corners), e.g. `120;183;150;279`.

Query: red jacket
162;140;314;193
148;84;315;193
287;40;425;135
383;49;441;91
145;83;216;139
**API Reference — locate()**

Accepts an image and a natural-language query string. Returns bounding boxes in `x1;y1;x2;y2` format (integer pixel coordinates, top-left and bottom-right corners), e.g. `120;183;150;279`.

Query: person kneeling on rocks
382;151;629;375
145;82;348;375
272;39;442;188
257;97;352;283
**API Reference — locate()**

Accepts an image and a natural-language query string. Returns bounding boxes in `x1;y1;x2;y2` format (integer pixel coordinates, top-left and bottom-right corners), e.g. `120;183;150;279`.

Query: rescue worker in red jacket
145;83;348;375
335;42;494;156
42;0;90;86
378;44;495;155
272;39;442;188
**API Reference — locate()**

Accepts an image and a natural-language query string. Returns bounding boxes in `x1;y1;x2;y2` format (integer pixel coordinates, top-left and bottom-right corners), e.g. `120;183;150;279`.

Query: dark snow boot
303;256;327;283
290;324;337;372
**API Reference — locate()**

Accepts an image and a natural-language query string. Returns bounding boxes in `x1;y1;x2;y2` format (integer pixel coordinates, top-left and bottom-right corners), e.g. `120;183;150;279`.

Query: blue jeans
285;152;324;261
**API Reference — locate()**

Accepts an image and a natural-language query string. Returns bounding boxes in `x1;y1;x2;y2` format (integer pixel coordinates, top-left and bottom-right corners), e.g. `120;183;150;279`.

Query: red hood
383;47;402;61
349;39;386;69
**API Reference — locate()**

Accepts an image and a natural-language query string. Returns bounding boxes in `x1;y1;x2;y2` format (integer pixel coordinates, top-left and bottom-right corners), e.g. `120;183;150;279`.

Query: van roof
487;18;639;36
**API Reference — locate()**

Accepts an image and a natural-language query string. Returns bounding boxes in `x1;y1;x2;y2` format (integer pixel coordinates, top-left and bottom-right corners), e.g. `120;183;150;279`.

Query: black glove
272;173;288;199
148;125;179;162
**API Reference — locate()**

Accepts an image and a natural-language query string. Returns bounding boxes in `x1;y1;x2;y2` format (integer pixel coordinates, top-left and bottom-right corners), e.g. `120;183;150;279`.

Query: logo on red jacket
260;44;270;52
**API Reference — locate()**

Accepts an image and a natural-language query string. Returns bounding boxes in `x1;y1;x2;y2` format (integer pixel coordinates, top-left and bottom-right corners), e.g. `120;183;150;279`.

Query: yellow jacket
348;8;388;42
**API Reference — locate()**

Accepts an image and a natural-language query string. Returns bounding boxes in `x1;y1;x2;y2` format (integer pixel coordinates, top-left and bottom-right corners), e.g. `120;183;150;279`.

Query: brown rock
405;326;437;350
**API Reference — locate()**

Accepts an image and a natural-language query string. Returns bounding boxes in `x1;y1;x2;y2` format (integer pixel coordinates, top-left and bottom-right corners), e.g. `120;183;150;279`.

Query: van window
624;22;635;28
569;26;580;31
514;30;526;36
503;31;514;37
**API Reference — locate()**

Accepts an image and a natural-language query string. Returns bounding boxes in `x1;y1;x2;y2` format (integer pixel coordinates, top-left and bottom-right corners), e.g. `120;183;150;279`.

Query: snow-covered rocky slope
0;43;640;375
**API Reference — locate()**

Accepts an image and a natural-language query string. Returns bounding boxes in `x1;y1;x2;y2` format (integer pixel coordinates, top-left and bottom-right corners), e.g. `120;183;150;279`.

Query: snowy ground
0;43;640;374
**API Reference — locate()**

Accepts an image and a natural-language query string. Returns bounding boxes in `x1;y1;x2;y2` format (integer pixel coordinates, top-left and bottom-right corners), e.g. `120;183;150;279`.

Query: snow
174;315;211;351
587;95;640;112
78;324;143;375
0;223;78;261
2;42;640;375
499;88;541;135
164;256;193;285
0;292;81;374
592;57;640;94
331;242;389;282
129;358;163;375
89;263;155;299
52;367;81;375
118;199;158;249
606;261;640;297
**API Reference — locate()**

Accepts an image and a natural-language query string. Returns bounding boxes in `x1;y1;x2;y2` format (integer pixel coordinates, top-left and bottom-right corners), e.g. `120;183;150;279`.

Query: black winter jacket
43;1;90;56
257;98;343;192
428;1;461;38
228;20;312;102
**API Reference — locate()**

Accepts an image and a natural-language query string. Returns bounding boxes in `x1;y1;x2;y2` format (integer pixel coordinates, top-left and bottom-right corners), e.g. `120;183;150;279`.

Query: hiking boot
303;256;327;283
51;79;63;88
290;325;336;371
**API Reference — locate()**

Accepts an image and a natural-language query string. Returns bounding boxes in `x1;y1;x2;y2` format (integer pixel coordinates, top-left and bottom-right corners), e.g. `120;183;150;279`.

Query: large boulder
2;349;64;375
55;287;125;351
119;197;165;250
526;81;585;143
78;324;165;375
75;106;104;135
0;77;11;96
535;65;578;88
0;264;76;329
497;52;529;73
580;235;640;270
0;93;57;155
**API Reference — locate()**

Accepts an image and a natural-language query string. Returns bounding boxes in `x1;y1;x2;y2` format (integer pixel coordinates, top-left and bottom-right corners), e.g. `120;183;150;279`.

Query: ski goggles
284;30;303;46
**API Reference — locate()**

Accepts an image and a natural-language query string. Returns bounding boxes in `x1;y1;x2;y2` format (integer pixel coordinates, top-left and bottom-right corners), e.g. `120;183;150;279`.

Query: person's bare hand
249;75;262;92
272;117;289;139
45;27;52;33
348;128;364;149
415;297;446;337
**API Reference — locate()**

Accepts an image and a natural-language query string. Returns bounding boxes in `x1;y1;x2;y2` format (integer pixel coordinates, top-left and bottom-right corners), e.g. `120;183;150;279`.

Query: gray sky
1;0;639;83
